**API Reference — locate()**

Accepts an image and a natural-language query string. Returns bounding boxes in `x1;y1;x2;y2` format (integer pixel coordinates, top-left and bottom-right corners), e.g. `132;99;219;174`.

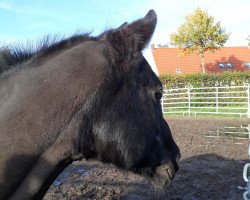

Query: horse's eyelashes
155;91;163;100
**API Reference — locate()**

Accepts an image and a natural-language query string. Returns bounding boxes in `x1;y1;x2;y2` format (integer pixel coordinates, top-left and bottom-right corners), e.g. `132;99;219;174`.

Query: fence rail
162;85;250;118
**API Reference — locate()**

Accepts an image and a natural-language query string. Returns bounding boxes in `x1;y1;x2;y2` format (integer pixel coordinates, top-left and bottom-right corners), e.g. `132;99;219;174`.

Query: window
244;62;250;68
218;63;225;69
176;68;181;73
226;62;233;69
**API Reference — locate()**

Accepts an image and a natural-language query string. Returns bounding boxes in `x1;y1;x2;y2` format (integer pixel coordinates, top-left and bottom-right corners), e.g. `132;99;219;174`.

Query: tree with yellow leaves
170;8;229;74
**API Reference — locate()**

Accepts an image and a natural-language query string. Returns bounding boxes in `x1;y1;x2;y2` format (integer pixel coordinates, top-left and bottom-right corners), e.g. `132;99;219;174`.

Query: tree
170;7;229;74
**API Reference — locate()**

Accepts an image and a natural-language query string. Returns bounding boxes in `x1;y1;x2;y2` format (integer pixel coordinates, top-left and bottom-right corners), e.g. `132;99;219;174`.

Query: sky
0;0;250;73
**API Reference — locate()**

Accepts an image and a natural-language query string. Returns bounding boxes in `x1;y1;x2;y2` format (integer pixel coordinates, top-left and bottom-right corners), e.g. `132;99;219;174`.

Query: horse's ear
118;22;128;29
122;10;157;51
103;10;157;58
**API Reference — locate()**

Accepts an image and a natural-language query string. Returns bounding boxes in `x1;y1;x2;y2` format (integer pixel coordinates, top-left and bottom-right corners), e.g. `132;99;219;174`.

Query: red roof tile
152;46;250;75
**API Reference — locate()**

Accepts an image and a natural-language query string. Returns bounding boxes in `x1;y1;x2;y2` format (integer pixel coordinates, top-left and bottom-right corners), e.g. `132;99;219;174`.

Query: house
151;45;250;75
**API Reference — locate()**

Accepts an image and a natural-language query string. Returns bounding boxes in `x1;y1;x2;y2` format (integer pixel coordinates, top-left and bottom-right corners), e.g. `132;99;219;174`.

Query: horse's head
78;10;180;187
0;9;180;200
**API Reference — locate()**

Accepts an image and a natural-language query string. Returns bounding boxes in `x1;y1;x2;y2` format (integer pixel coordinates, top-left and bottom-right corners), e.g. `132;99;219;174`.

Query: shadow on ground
44;153;247;200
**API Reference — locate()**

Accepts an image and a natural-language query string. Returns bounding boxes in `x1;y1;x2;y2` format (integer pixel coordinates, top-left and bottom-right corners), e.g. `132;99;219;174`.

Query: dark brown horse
0;10;180;200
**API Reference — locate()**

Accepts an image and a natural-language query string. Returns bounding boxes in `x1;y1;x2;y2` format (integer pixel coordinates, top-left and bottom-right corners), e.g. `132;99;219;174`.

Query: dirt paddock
44;117;250;200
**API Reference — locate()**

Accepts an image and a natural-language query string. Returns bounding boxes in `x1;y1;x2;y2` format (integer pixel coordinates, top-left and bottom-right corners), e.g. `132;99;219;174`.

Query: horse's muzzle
150;155;180;188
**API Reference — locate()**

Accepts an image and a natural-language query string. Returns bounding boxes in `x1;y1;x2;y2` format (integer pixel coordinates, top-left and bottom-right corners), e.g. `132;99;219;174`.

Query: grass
163;108;248;118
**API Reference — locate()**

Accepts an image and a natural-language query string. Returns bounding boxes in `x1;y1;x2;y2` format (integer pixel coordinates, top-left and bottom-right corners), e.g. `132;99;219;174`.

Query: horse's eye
155;91;163;100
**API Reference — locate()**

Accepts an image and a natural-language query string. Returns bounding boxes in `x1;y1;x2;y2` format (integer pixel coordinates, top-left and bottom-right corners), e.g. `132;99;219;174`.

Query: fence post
161;92;164;114
216;87;219;113
247;84;250;118
187;88;191;116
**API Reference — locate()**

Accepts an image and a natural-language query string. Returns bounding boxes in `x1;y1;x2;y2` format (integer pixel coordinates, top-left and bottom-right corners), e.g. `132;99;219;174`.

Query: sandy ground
44;117;250;200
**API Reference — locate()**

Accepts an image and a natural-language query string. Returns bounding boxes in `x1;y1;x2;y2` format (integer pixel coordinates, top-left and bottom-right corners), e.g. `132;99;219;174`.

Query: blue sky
0;0;249;72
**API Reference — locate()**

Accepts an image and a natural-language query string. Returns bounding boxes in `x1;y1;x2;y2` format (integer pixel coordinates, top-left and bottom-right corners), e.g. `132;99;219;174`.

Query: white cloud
0;2;75;22
0;2;12;10
16;5;41;15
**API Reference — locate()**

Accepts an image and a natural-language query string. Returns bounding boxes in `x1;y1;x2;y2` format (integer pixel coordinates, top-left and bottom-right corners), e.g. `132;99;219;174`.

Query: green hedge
159;72;250;89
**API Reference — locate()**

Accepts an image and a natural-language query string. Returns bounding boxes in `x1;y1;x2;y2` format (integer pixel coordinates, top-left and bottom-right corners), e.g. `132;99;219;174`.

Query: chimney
151;44;155;51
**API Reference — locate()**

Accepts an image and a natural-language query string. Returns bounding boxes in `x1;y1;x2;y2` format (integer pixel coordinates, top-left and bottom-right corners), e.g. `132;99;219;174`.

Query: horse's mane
0;32;95;74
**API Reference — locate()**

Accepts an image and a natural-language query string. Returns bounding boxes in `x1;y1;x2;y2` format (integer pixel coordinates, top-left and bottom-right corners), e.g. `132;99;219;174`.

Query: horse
0;10;180;200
